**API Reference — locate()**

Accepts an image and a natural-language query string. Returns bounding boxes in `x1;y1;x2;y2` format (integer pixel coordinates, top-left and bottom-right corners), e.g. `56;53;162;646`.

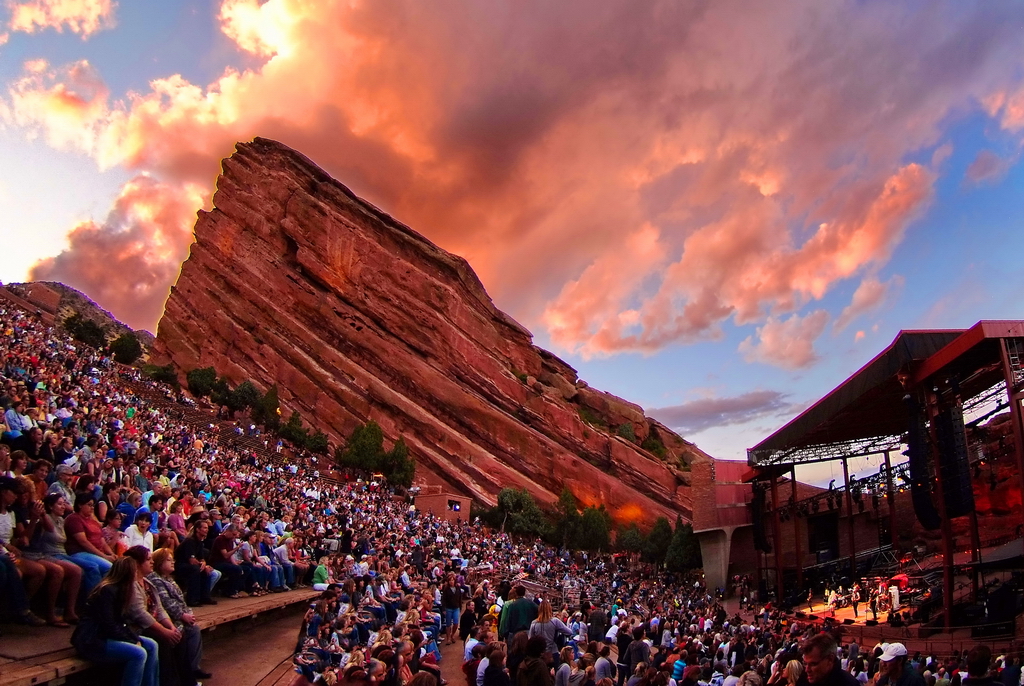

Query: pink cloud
5;0;1024;346
7;0;116;38
834;275;904;332
738;310;830;370
964;149;1010;184
29;176;204;331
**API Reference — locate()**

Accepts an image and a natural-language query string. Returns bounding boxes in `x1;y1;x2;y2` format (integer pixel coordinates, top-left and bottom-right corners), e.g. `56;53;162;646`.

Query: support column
843;458;857;579
925;387;955;629
883;451;898;551
999;338;1024;535
791;465;803;590
771;475;784;601
968;509;982;597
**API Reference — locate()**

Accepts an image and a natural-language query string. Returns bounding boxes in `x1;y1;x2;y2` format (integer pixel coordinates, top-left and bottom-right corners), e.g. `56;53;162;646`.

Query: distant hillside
5;281;155;349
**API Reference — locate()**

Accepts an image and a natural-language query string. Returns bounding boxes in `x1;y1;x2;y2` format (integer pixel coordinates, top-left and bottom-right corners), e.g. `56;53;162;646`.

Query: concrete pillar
697;528;735;593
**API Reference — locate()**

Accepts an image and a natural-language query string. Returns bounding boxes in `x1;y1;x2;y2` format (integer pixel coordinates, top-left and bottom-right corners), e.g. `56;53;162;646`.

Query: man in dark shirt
962;646;997;686
589;605;608;645
1001;656;1021;686
798;633;860;686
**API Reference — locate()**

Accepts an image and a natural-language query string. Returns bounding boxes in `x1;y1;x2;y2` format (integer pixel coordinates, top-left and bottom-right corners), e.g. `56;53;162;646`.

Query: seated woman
124;511;154;552
167;501;187;543
71;557;159;686
102;509;127;556
148;547;213;682
233;529;270;596
18;491;82;625
0;477;46;626
312;555;336;591
123;545;198;686
65;495;116;595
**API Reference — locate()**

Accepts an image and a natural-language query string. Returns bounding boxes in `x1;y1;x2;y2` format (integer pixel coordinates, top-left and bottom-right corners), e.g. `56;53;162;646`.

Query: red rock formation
152;138;706;524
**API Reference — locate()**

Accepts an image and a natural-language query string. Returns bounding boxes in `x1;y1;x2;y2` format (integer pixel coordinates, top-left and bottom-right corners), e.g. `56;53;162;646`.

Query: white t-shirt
0;510;14;544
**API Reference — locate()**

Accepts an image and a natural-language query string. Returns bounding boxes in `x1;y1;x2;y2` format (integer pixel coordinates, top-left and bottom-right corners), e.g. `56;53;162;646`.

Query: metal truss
761;462;909;516
747;433;904;467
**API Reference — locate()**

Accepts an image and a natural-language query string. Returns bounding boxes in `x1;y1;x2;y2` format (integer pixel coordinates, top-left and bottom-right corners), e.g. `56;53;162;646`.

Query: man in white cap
871;643;925;686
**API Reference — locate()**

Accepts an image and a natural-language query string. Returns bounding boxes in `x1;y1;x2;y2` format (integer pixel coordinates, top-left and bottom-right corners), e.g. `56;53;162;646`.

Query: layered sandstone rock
153;138;706;524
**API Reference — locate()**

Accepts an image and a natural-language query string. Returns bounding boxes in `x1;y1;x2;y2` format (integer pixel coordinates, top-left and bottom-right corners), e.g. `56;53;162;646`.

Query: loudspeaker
843;618;855;625
808;615;818;620
865;619;878;627
905;397;941;530
795;612;806;619
935;405;975;518
752;483;772;552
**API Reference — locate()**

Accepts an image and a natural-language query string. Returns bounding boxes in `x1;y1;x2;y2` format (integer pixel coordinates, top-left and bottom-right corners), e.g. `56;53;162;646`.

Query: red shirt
65;513;104;555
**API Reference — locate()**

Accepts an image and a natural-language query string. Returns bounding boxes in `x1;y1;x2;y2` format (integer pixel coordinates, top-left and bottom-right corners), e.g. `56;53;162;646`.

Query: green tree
617;524;644;553
210;377;232;407
665;517;703;572
64;312;107;348
110;332;143;364
576;505;612;551
280;411;309;448
495;488;549;537
379;437;415;488
553;487;581;548
643;516;673;565
186;367;218;398
227;380;262;412
337;420;385;472
307;430;329;455
252;385;281;431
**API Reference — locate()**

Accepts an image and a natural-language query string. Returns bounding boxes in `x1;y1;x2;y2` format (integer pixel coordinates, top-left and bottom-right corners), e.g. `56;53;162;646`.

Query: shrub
142;364;178;387
110;332;143;364
252;385;281;431
306;430;329;455
280;411;310;448
616;423;636;441
577;406;605;428
641;435;667;458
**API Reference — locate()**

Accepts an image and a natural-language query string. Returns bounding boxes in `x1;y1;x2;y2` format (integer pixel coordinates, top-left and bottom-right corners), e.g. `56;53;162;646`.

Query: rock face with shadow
153;138;708;524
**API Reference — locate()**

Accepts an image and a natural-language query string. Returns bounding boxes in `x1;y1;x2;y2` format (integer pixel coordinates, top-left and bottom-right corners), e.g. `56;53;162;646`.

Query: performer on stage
851;583;861;618
869;590;878;621
807;588;814;612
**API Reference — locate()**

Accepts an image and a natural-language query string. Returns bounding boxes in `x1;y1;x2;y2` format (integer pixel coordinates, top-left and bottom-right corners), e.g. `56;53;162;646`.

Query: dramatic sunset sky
2;0;1024;480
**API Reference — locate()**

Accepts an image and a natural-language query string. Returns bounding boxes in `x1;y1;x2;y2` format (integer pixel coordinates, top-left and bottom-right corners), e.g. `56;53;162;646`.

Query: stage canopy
748;321;1024;468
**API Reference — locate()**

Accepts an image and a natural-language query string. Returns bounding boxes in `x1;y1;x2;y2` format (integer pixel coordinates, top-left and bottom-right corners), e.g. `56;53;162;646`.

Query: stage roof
748;321;1024;468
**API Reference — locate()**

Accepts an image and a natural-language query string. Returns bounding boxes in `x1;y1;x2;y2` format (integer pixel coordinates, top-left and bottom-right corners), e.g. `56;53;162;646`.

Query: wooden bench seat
0;590;317;686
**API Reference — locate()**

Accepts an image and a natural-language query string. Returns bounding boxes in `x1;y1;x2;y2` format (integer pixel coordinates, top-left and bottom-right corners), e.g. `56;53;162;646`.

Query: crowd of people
0;303;1018;686
0;304;329;686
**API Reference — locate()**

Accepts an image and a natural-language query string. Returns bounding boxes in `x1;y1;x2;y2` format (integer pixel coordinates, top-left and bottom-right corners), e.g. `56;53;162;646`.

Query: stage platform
0;588;318;686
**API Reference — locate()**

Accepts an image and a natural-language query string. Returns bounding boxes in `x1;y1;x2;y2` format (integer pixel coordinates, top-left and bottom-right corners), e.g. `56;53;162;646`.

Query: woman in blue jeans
72;557;159;686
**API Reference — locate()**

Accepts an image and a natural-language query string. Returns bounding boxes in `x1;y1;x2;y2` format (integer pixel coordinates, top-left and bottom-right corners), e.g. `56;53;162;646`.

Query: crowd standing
0;305;1017;686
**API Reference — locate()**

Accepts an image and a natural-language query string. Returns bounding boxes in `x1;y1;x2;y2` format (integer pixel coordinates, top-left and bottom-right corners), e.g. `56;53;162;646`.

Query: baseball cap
880;643;908;662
